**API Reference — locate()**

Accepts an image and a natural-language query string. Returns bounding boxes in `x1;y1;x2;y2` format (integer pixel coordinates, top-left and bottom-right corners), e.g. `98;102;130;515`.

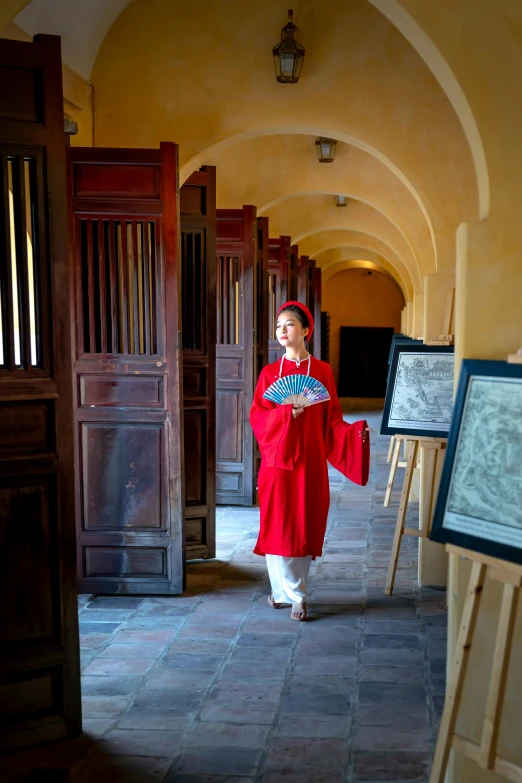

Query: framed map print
381;344;455;438
386;336;422;383
430;359;522;565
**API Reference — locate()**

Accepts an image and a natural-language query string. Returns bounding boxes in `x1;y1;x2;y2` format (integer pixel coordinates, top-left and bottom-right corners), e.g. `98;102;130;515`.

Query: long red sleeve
250;367;300;470
324;365;370;486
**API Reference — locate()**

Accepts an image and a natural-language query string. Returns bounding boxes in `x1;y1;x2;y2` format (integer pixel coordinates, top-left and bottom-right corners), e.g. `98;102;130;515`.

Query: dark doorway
339;326;394;397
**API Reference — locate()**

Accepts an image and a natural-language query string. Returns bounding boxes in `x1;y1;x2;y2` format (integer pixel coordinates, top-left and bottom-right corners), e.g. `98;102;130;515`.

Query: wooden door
321;311;331;363
216;206;256;505
297;255;317;352
339;326;395;397
181;167;216;559
69;143;185;594
255;216;269;380
267;235;290;364
289;243;299;301
254;216;269;495
297;254;308;303
0;34;81;750
313;267;322;359
306;258;317;354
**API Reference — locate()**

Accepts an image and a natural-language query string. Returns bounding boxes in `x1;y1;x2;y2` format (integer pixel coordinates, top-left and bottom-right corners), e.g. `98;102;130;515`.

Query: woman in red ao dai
250;301;370;621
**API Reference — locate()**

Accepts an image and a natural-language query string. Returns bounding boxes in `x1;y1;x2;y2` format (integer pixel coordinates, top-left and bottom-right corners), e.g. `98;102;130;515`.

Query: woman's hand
292;404;305;419
360;427;372;441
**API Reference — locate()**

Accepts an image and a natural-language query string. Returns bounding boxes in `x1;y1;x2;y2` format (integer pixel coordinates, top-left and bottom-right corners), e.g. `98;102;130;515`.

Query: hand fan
263;374;330;407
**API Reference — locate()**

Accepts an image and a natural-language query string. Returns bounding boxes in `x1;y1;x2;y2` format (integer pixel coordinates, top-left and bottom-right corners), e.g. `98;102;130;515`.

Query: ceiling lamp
273;10;305;84
335;195;348;207
315;137;337;163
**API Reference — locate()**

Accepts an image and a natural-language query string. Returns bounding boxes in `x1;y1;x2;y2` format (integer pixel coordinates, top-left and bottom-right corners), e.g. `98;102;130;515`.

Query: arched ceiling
14;0;133;80
204;135;436;273
263;194;419;279
316;249;407;298
323;261;405;300
5;0;483;307
303;230;416;297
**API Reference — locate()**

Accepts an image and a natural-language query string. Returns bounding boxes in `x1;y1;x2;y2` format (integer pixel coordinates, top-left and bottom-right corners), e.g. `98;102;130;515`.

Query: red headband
277;301;314;342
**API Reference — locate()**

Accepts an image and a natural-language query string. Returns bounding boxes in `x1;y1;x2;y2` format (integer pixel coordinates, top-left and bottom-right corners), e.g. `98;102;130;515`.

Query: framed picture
430;359;522;565
386;336;423;382
381;343;455;438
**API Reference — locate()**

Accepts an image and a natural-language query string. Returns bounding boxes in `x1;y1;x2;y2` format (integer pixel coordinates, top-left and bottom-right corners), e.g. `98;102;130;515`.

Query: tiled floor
2;401;447;782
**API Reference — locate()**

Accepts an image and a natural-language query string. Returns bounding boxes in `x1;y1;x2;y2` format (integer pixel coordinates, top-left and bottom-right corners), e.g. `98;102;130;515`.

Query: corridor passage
28;404;447;782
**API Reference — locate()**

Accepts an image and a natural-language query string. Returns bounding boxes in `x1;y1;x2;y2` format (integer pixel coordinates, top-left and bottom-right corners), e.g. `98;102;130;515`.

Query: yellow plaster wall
323;268;404;387
0;1;31;32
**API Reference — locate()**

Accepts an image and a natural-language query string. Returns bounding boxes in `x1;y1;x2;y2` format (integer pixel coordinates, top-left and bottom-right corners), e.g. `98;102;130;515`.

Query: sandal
291;602;307;621
268;593;282;609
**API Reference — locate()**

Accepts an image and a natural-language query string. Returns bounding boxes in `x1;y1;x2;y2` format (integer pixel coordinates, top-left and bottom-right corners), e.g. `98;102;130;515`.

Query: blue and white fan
263;374;330;407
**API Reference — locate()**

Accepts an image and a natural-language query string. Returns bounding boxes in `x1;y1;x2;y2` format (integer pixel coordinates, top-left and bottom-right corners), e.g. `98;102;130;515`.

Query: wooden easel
507;345;522;364
431;347;522;781
430;545;522;783
385;434;446;594
384;435;410;507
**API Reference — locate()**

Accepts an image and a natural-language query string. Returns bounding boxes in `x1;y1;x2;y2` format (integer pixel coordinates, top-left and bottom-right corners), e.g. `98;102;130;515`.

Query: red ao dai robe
250;357;370;558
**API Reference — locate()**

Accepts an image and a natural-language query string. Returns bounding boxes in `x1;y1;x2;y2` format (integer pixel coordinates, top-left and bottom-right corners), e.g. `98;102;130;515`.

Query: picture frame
430;359;522;565
381;343;455;438
386;336;423;382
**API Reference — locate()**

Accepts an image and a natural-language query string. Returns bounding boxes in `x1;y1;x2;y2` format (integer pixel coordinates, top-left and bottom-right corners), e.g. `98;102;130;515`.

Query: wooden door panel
256;217;269;379
69;143;184;595
297;254;309;304
313;267;322;359
80;422;165;529
297;255;318;353
181;167;216;559
289;244;299;301
268;235;290;364
254;217;269;495
216;207;256;505
0;35;81;750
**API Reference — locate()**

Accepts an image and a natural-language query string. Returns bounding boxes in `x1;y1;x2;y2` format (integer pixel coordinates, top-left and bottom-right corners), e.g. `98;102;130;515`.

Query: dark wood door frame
267;235;290;364
289;243;299;301
0;34;81;750
69;143;185;595
313;267;322;359
181;166;216;559
255;216;269;381
216;206;257;506
297;255;318;354
254;215;269;496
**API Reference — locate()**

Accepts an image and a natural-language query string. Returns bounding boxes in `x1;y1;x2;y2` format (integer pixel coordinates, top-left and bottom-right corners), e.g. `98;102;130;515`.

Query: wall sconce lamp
273;10;305;84
335;195;348;207
315;137;337;163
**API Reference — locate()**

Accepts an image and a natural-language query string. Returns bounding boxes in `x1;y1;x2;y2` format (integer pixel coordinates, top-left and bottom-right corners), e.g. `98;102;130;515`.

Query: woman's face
276;310;309;348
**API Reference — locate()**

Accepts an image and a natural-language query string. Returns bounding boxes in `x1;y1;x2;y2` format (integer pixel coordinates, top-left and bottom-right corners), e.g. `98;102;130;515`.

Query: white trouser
266;555;313;604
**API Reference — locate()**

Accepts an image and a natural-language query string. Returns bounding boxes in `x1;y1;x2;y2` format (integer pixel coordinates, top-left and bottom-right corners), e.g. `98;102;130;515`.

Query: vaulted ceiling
5;0;482;303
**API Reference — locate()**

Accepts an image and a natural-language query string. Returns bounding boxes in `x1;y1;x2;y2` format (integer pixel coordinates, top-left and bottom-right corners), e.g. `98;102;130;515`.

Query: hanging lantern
273;10;305;84
315;137;337;163
335;195;348;207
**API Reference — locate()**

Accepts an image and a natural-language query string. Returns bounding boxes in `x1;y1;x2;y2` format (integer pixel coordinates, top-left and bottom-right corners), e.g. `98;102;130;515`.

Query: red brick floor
2;401;447;782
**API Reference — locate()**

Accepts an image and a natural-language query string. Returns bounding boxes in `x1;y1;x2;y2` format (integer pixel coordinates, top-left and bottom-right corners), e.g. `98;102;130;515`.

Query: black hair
278;304;309;330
